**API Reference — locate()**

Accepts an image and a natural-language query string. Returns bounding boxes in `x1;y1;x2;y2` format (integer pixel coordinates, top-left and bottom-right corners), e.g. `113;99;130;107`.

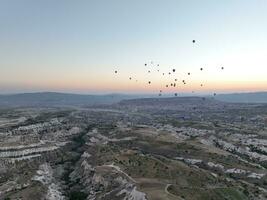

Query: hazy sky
0;0;266;94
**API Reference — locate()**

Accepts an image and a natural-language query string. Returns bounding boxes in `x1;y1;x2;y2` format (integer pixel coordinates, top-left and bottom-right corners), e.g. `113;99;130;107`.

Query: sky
0;0;266;94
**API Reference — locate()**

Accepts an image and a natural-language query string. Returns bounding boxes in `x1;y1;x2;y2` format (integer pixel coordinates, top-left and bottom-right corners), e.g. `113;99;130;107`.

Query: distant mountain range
0;91;266;107
0;92;137;107
214;92;267;103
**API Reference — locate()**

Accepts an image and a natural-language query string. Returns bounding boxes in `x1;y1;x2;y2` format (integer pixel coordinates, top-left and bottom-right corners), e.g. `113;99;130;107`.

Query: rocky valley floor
0;97;267;200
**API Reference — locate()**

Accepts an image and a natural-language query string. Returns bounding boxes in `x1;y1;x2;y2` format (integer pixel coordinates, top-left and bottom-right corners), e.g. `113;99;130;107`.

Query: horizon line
0;90;267;96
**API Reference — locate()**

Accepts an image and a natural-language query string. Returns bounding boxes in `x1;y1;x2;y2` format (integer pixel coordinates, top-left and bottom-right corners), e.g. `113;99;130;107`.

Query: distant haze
0;91;266;107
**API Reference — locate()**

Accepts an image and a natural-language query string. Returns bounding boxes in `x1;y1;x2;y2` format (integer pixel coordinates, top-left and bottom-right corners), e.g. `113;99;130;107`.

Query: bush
69;191;87;200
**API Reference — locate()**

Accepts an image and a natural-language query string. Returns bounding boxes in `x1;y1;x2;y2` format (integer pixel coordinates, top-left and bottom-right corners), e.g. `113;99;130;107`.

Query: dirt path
164;184;183;200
